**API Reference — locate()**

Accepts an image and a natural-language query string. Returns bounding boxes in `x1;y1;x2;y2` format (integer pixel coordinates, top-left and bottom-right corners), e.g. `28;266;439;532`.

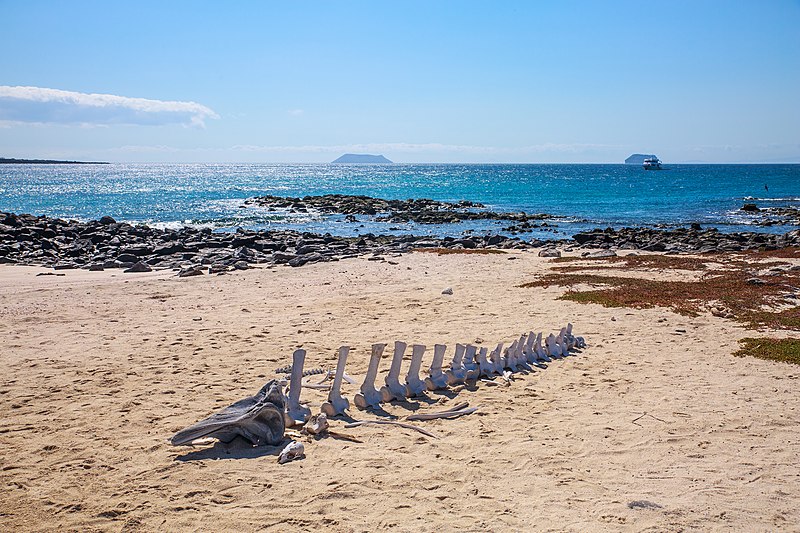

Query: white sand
1;251;798;531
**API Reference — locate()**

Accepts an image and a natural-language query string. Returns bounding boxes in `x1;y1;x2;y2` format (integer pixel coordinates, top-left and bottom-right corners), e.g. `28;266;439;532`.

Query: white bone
476;346;494;378
490;343;505;374
504;339;521;371
446;343;468;385
354;343;385;410
277;441;305;464
380;341;408;402
285;348;312;426
565;323;575;348
321;346;350;416
463;344;480;380
405;344;427;397
425;343;449;390
512;335;529;370
535;332;550;362
558;329;570;356
304;413;329;435
546;333;562;358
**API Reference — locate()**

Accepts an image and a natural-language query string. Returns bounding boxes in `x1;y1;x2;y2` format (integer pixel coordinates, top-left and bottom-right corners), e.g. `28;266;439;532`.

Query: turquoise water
1;163;798;240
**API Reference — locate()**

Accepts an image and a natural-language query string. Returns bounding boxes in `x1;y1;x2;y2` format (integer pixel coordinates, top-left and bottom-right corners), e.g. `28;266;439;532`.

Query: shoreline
1;249;798;531
2;209;800;276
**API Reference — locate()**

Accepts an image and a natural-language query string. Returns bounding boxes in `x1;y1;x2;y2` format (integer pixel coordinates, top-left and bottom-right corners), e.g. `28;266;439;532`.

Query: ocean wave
742;197;800;202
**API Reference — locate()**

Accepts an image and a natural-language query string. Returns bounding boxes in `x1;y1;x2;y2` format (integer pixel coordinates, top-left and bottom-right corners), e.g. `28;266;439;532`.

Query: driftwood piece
170;380;286;446
344;419;439;439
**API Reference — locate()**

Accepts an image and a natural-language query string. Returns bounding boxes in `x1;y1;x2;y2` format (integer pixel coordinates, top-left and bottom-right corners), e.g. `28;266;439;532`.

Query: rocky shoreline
243;194;557;225
2;208;799;276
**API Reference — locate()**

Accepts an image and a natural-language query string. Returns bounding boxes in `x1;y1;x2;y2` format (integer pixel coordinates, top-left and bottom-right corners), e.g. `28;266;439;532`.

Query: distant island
331;153;393;164
0;157;109;165
625;154;658;165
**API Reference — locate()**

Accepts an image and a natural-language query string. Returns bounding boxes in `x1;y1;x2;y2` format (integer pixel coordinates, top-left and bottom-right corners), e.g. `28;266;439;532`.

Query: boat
643;157;663;170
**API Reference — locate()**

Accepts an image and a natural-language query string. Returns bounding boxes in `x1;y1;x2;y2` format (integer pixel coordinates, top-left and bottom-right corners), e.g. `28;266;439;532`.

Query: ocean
1;163;798;240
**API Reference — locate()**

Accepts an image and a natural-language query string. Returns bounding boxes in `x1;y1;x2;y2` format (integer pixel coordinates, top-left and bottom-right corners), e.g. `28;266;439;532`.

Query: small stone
124;261;152;273
538;248;561;258
442;287;453;295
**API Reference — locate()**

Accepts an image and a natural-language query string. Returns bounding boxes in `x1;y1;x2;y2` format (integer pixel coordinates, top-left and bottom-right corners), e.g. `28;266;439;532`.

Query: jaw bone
404;344;428;397
321;346;350;416
354;343;386;410
445;343;468;386
425;343;450;390
170;380;286;446
285;349;312;426
380;341;408;402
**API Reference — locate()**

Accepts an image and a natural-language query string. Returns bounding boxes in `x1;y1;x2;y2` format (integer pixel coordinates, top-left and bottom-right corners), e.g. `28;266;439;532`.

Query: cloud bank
0;86;219;127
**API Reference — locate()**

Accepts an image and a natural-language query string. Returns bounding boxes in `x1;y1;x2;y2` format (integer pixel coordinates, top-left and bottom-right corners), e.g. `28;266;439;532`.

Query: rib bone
321;346;350;416
425;343;449;390
354;343;385;410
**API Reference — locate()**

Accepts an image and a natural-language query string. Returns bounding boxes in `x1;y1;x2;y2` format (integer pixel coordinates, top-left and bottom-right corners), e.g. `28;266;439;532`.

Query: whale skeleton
170;324;586;448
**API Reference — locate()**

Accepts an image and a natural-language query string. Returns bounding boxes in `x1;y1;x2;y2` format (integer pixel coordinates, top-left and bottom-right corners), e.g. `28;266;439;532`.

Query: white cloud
0;86;219;127
287;109;304;116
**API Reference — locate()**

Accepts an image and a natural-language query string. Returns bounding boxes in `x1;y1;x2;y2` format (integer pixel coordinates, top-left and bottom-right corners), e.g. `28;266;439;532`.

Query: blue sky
1;1;798;163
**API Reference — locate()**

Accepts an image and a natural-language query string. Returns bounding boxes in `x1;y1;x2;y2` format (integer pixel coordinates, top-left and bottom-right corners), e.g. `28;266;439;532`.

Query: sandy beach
1;250;798;532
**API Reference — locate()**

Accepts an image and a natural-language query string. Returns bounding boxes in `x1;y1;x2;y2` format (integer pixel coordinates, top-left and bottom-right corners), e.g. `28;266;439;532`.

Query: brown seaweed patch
520;260;800;330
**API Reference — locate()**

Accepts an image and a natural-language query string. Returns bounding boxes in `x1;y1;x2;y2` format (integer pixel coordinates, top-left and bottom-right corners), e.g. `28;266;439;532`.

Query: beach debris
501;370;514;385
627;500;663;510
404;344;428;397
380;341;408;402
345;419;439;439
406;401;478;421
321;346;351;416
354;343;386;410
445;343;468;386
285;349;312;426
170;380;286;446
304;413;329;435
277;441;305;464
442;287;453;295
425;344;449;390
